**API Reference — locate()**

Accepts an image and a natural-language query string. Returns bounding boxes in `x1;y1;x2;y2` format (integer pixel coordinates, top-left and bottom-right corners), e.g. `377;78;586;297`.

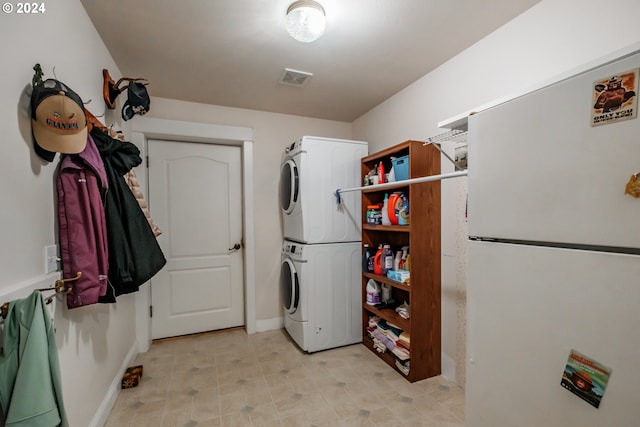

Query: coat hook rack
85;108;108;133
103;69;148;109
0;272;82;319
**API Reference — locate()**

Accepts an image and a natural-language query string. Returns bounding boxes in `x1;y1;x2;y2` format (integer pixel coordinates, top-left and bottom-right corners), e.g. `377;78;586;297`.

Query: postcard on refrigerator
560;349;612;408
591;68;638;127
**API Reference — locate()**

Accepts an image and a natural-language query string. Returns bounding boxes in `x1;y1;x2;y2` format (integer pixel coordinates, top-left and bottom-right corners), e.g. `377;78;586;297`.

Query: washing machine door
280;158;299;215
280;257;299;315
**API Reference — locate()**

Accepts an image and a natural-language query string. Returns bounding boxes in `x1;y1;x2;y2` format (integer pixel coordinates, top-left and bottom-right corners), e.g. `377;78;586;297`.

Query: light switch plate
45;245;59;273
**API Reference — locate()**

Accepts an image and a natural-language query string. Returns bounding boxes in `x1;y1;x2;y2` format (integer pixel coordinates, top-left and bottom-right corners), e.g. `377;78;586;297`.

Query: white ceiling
80;0;541;122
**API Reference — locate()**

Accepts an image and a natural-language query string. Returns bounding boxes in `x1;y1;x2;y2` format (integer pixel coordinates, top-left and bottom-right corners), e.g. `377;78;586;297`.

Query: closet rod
336;170;468;195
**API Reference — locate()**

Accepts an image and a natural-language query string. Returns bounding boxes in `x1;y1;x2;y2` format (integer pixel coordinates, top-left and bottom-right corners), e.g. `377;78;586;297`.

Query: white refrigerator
466;50;640;426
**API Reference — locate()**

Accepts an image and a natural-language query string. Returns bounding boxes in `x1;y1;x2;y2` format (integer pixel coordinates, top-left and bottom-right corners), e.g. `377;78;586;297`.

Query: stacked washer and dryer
280;136;368;352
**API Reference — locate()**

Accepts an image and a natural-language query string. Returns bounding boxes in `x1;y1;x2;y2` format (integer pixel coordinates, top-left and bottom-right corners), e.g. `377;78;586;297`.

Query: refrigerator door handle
468;236;640;255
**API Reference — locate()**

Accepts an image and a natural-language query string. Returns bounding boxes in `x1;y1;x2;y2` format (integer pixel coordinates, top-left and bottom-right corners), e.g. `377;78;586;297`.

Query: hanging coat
108;128;162;237
90;127;166;301
0;291;68;427
57;135;109;308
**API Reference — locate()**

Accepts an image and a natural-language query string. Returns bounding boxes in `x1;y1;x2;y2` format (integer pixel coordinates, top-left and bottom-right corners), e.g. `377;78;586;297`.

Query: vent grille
279;68;313;87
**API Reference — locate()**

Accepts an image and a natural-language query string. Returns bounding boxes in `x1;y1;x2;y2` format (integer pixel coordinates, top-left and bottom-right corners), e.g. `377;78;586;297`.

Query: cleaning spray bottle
393;250;402;271
399;246;409;270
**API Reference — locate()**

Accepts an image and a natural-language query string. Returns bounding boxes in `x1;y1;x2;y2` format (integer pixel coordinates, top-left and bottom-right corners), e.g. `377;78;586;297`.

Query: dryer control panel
284;139;298;153
282;241;304;257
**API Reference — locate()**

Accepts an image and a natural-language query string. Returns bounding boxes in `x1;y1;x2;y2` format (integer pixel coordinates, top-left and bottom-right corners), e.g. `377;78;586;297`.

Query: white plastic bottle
388;165;395;182
366;279;381;305
393;251;402;271
381;193;391;226
381;283;391;302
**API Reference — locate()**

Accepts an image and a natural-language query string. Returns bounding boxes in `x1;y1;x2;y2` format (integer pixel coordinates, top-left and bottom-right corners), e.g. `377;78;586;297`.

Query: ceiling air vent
279;68;313;87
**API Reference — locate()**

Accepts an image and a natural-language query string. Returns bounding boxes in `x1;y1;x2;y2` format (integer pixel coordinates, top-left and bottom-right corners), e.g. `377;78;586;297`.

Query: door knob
228;243;242;252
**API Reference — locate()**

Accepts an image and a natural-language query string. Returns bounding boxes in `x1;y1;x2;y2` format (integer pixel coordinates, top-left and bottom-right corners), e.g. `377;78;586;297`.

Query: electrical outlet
45;245;59;273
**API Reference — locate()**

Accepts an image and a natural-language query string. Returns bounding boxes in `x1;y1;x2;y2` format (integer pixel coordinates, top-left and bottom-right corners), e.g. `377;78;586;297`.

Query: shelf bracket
423;129;468;168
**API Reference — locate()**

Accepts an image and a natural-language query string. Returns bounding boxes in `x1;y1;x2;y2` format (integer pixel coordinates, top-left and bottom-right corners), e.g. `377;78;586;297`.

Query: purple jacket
57;135;109;308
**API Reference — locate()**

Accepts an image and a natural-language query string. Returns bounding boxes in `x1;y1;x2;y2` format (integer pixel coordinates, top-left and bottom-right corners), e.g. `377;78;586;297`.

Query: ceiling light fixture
285;0;326;43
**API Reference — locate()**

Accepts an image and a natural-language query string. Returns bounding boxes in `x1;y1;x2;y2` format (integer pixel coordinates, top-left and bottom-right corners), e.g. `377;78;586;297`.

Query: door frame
131;117;255;353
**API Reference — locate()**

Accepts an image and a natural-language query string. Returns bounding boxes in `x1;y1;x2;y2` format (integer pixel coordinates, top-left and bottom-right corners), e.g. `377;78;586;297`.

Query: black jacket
90;128;166;301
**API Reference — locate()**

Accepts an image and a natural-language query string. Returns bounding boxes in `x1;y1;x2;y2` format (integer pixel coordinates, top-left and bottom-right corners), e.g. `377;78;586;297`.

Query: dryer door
280;257;299;314
280;159;299;214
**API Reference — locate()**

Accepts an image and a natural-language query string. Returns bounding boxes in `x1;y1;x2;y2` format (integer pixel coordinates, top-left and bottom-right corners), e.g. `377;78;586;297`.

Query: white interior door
148;139;244;339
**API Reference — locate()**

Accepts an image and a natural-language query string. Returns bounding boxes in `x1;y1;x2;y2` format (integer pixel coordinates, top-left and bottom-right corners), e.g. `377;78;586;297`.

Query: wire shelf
423;128;468;146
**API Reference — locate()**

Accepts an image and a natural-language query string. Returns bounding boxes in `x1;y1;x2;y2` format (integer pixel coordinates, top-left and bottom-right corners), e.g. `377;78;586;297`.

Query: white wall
146;98;353;323
1;2;138;426
351;0;640;385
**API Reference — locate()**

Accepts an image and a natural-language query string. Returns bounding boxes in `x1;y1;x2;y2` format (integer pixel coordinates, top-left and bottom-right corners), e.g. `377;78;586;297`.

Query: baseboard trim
255;316;283;333
89;341;139;427
441;351;456;384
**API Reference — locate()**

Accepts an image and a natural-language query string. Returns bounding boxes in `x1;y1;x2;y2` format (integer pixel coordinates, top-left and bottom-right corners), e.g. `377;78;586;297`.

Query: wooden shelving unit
361;140;441;382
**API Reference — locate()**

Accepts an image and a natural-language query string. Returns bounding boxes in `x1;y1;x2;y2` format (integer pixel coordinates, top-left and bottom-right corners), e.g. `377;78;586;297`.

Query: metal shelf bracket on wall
423;129;468;168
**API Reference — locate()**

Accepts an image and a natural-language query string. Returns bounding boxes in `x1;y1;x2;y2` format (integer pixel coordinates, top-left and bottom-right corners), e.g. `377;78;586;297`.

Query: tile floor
105;328;465;427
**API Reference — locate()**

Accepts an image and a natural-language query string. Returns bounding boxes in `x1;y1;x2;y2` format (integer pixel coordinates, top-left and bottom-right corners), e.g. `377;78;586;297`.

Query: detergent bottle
387;192;402;225
382;244;393;275
367;251;375;272
366;279;381;306
373;244;383;275
398;194;410;225
362;244;372;272
381;194;391;226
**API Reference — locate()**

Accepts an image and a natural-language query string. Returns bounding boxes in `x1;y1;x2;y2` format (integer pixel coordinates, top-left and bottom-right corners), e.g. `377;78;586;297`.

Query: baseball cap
122;82;150;121
31;79;87;161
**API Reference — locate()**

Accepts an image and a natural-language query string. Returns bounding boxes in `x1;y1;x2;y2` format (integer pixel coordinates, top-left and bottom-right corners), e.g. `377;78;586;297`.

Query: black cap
122;82;150;121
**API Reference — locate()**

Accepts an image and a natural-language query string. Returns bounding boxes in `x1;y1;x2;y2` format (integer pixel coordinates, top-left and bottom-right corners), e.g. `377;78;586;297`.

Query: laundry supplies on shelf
360;140;441;382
